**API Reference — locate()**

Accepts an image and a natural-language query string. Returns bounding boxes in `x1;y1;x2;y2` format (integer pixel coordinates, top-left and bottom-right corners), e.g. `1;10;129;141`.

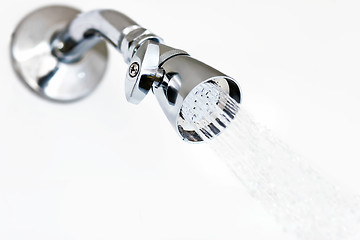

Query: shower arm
51;9;162;64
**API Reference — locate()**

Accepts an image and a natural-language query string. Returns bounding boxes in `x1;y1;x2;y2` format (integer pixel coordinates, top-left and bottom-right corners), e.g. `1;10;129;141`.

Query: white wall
1;0;360;239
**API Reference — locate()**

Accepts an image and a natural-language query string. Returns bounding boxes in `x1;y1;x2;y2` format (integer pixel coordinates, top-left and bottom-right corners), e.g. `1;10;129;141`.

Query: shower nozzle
11;5;241;142
151;54;241;142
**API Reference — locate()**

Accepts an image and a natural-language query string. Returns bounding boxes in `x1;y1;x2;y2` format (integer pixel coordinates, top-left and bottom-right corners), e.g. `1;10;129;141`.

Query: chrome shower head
11;5;241;142
177;81;240;142
125;40;241;142
153;55;241;142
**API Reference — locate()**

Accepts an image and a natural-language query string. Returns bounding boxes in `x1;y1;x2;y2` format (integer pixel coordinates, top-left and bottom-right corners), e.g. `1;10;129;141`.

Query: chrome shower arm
51;9;162;63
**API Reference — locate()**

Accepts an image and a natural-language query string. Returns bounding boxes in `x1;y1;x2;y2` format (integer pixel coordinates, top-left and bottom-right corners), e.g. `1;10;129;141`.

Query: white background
1;0;360;239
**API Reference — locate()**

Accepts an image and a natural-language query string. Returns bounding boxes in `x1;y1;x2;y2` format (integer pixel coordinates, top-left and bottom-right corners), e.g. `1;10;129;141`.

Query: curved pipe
51;9;161;63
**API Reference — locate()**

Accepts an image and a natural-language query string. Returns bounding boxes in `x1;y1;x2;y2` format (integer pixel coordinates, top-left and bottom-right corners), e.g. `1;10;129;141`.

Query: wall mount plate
10;5;108;102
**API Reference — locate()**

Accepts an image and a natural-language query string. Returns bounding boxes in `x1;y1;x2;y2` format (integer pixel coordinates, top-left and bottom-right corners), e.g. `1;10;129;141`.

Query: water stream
209;106;360;240
183;82;360;239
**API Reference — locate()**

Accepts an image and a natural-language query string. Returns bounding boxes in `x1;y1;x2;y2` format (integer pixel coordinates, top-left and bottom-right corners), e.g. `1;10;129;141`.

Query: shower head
10;5;241;142
173;80;240;142
125;40;241;142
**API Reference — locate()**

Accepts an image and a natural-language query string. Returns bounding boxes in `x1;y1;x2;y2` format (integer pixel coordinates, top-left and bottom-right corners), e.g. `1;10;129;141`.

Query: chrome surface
11;6;108;102
11;5;241;142
119;27;163;64
51;9;137;63
153;55;241;142
52;9;162;63
125;41;162;104
125;40;189;104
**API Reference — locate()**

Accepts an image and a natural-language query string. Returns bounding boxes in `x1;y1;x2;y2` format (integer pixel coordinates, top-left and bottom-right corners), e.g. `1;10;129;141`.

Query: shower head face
178;79;240;142
152;55;241;142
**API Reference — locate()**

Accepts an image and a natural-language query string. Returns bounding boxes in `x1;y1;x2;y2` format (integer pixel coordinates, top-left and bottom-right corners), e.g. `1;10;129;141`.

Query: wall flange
11;6;108;102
